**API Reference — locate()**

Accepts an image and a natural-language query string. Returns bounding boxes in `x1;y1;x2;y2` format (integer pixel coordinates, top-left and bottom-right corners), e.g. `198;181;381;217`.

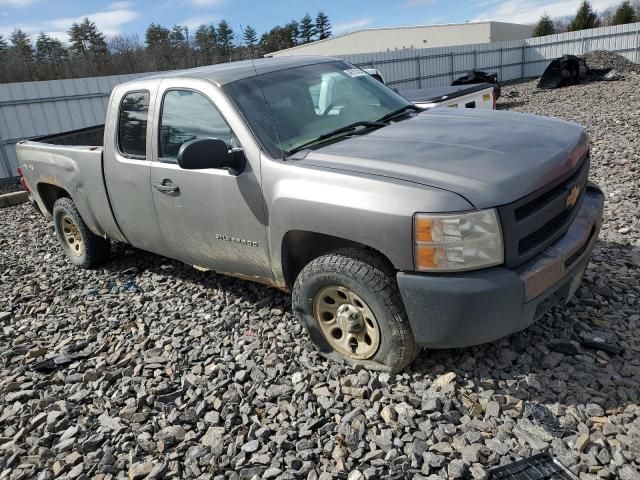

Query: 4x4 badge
566;185;580;208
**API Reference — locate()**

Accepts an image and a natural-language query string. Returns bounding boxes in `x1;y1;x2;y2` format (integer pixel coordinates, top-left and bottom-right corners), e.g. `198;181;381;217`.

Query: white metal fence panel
339;22;640;88
1;22;639;180
0;72;148;180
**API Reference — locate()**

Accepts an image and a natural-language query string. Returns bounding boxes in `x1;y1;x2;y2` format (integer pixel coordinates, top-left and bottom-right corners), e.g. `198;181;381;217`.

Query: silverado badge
566;185;580;208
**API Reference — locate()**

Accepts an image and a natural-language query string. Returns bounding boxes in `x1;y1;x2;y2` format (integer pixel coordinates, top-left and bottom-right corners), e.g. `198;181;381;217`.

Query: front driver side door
149;80;272;283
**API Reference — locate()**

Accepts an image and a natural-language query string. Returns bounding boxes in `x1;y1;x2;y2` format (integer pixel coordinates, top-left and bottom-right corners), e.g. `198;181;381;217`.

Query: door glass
118;91;149;159
159;89;232;162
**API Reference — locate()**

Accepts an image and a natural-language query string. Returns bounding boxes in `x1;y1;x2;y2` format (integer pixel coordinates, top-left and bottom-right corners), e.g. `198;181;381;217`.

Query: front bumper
397;184;604;349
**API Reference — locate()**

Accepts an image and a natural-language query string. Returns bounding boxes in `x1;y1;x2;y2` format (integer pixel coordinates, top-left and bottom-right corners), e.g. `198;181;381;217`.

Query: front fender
263;159;472;284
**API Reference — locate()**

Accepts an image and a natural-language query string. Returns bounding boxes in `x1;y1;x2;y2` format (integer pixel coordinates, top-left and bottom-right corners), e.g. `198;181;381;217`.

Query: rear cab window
118;90;150;159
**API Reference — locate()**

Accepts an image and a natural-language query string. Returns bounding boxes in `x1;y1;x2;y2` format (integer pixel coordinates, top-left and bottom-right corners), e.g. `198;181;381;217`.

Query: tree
68;18;108;58
145;23;172;69
533;14;556;36
284;21;300;46
216;20;234;62
145;23;171;49
259;25;298;54
299;13;316;43
243;25;258;47
194;24;217;64
10;29;34;79
568;1;600;31
0;34;7;51
35;32;67;70
315;11;332;40
108;34;145;74
612;1;638;24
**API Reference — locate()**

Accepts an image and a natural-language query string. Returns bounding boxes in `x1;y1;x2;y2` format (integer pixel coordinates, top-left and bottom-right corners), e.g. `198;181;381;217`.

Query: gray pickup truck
17;56;604;371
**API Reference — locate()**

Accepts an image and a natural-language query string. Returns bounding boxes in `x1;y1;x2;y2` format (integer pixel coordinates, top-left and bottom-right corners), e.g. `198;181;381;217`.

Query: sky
0;0;626;44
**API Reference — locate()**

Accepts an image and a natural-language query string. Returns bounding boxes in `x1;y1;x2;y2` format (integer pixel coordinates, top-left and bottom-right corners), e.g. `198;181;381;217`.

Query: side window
159;89;232;162
118;91;149;159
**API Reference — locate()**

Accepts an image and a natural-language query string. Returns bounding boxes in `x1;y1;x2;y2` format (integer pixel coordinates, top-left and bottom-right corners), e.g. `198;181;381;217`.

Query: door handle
154;180;179;193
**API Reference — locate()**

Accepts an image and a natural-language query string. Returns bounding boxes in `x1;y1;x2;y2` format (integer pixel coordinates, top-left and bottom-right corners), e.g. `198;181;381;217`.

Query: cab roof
130;56;341;87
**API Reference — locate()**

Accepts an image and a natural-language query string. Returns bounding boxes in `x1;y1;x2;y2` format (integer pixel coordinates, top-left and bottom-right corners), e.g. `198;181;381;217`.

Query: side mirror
177;138;244;175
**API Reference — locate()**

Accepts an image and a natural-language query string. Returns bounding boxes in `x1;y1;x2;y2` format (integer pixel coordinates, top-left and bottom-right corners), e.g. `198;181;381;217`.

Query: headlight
413;209;503;272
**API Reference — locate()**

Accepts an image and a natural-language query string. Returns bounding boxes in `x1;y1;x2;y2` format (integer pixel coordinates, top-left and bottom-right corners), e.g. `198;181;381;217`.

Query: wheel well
38;184;70;214
281;230;394;289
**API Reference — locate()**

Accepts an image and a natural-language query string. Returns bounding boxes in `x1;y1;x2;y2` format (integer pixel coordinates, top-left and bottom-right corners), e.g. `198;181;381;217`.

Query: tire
292;248;417;372
52;197;110;268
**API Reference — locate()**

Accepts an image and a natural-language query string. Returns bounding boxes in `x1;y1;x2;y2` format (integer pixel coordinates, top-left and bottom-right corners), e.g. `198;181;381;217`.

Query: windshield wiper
288;121;387;154
376;104;421;123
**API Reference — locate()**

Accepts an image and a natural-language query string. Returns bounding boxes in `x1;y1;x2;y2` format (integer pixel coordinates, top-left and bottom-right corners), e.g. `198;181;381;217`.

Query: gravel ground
1;75;640;480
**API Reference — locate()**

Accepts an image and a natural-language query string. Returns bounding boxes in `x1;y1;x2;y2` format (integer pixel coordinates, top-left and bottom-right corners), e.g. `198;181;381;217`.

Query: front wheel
292;248;417;372
52;197;110;269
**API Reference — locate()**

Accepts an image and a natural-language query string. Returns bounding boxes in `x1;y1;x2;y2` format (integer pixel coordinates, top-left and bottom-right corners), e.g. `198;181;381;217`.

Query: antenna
239;24;285;160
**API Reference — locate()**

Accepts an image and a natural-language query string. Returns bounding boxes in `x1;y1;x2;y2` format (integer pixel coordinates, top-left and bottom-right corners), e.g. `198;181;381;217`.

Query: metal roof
128;56;340;87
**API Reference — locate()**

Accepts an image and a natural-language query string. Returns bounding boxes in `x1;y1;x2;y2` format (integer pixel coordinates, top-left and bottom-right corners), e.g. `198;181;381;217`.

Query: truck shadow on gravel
103;239;639;410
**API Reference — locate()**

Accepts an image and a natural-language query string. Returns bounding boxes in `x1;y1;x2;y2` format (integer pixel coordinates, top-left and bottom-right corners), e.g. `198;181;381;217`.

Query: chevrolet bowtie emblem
566;185;580;208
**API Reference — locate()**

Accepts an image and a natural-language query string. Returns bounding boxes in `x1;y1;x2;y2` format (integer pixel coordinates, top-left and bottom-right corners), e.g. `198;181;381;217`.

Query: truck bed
33;125;105;147
16;125;126;243
399;83;495;109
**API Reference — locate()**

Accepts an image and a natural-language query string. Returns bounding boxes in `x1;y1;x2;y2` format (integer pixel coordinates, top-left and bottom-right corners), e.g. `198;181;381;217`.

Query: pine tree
612;1;638;24
0;34;7;51
35;32;67;64
299;14;316;43
217;20;234;62
194;24;217;63
533;14;556;36
145;23;171;49
68;18;107;58
145;23;172;69
10;29;34;79
285;21;300;46
243;25;258;47
568;1;600;31
315;11;332;40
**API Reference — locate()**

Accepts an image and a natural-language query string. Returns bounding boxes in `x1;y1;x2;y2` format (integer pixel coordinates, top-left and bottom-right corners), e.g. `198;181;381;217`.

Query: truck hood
297;108;586;209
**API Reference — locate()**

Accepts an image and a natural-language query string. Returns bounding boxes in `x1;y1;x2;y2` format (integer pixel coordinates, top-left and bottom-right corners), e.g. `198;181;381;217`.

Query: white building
266;21;534;57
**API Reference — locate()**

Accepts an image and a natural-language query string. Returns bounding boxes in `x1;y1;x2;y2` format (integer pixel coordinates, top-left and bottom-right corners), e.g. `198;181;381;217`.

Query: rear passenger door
103;86;168;256
149;79;272;281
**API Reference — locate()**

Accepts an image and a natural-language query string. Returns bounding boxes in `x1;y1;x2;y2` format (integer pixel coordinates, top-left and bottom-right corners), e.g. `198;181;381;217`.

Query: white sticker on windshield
343;68;368;78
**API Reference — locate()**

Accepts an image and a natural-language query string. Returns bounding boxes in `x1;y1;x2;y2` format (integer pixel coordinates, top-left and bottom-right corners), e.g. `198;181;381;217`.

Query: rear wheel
292;248;417;371
53;197;110;268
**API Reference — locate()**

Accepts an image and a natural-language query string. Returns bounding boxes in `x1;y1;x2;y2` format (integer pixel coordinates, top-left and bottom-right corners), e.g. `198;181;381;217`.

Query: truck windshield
223;61;413;158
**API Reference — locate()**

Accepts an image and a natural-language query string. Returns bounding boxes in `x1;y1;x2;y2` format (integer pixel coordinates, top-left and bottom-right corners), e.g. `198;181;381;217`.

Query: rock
461;444;482;463
98;413;125;432
422;396;442;413
431;442;453;454
548;339;580;355
541;352;565;369
575;433;590;452
158;426;186;445
585;404;605;417
448;459;466;478
129;461;154;480
380;406;397;424
485;401;500;418
433;372;456;389
347;470;364;480
201;427;225;454
263;467;282;479
242;439;260;453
